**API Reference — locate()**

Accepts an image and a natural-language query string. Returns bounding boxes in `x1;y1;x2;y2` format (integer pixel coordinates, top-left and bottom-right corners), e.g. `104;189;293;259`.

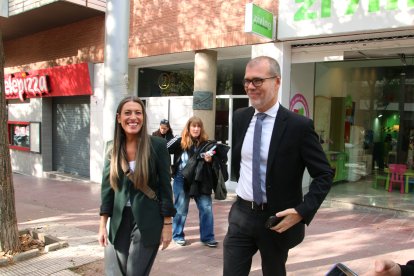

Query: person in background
98;96;176;276
152;119;174;142
362;259;414;276
223;56;333;275
166;116;218;248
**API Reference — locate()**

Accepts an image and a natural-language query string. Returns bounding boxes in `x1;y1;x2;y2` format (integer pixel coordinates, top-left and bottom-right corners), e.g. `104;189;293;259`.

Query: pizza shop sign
5;73;50;102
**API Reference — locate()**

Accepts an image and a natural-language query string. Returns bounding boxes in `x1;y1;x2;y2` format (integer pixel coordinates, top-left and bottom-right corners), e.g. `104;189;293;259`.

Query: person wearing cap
152;119;174;142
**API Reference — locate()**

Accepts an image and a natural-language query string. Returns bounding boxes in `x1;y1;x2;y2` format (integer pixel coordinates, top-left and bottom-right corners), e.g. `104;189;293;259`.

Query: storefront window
8;121;30;151
314;59;414;182
137;58;249;97
8;121;41;152
138;65;194;97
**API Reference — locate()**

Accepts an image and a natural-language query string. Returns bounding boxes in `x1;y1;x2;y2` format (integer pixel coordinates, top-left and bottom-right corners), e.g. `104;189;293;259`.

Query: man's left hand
271;208;303;233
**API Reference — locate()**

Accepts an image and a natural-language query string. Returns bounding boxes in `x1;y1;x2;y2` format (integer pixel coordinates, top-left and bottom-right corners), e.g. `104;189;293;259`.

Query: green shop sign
293;0;414;21
245;3;275;39
278;0;414;39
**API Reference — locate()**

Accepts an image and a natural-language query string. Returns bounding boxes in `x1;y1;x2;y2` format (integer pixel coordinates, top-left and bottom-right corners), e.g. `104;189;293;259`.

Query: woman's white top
125;161;136;207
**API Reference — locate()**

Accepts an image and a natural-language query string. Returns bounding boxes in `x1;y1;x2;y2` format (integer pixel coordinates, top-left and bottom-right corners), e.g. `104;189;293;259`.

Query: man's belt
237;196;268;211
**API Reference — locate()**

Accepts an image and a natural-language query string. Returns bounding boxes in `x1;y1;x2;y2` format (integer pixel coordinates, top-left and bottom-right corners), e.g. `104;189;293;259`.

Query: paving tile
1;173;413;275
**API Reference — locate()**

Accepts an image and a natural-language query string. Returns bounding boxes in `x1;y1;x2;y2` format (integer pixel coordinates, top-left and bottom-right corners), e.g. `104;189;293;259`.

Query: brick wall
4;15;105;71
129;0;278;58
5;0;278;70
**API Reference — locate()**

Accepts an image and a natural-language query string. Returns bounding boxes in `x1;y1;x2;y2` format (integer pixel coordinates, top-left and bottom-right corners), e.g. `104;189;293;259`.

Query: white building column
251;42;292;108
193;50;217;139
103;1;130;142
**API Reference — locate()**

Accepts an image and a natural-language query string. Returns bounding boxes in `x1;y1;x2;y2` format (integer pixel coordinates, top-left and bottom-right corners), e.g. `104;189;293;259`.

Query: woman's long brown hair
108;96;151;191
180;116;208;150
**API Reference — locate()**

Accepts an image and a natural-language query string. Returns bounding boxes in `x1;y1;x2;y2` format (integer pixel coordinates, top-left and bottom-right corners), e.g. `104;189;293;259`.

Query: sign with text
193;91;213;110
245;3;275;39
5;73;50;102
5;63;92;102
278;0;414;40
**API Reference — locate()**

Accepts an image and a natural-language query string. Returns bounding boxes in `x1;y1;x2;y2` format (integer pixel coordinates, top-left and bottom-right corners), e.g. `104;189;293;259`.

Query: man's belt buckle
251;201;264;211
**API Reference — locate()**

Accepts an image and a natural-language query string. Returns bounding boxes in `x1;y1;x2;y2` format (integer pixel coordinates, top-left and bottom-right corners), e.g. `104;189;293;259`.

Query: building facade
3;0;414;192
2;0;277;185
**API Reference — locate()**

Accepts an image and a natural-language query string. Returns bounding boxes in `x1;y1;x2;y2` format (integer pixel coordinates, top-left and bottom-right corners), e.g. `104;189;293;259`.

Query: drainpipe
103;0;130;142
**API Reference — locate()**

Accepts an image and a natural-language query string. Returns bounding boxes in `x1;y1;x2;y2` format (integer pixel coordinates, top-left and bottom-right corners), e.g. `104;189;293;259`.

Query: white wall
146;96;194;136
90;63;105;183
8;98;43;177
0;0;8;17
291;63;315;118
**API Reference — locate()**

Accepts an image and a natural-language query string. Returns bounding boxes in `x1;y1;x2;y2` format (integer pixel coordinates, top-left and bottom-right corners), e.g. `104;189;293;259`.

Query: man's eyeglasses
242;76;278;88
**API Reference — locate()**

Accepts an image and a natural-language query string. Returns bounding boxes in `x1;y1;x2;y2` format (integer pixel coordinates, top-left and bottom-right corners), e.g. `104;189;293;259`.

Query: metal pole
102;3;130;272
103;0;130;142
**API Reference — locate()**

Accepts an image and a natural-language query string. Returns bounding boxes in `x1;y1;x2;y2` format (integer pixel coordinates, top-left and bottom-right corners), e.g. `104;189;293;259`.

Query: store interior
314;58;414;196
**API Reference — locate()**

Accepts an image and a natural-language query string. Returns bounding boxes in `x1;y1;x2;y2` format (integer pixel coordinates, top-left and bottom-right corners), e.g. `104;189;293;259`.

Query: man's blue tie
252;113;267;205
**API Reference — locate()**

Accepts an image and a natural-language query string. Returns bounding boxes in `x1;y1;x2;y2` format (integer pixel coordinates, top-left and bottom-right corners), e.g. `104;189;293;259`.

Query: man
223;56;333;275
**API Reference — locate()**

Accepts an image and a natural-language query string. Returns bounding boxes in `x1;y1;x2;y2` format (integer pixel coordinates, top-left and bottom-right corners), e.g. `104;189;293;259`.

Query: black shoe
203;240;218;247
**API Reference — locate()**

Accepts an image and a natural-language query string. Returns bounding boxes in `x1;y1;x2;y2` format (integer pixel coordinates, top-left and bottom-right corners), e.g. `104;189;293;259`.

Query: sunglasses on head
160;119;169;124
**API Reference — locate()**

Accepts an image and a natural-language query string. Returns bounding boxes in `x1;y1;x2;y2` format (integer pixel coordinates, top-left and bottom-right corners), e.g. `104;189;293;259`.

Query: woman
167;116;218;247
152;119;174;142
98;96;176;276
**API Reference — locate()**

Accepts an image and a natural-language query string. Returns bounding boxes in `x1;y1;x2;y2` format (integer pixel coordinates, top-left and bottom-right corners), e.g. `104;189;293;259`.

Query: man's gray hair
247;56;281;77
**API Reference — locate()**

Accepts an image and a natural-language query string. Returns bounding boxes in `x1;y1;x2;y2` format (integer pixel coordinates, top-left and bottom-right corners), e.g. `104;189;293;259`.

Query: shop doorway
52;96;90;177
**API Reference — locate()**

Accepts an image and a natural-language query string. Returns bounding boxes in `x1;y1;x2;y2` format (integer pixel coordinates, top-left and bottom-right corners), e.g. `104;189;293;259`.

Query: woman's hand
98;215;109;247
160;223;172;250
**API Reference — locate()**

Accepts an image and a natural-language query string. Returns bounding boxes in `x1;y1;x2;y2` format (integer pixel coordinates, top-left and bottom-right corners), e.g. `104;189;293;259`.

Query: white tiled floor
326;175;414;215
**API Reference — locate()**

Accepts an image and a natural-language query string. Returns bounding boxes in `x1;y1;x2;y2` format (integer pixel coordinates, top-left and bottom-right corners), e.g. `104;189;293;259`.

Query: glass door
215;96;249;183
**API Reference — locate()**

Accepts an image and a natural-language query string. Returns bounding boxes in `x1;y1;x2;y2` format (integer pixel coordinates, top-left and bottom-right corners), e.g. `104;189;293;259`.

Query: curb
0;228;68;267
323;198;414;217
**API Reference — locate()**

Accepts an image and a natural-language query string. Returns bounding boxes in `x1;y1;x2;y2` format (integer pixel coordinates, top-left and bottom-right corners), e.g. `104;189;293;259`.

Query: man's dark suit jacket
232;105;333;249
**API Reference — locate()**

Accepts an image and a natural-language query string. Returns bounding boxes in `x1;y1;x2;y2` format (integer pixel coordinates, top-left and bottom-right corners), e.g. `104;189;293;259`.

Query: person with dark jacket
223;56;333;275
152;119;174;141
166;116;218;247
363;259;414;276
98;96;176;276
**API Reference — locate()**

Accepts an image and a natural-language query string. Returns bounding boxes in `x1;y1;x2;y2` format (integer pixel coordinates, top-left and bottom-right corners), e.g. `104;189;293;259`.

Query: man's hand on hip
271;208;303;233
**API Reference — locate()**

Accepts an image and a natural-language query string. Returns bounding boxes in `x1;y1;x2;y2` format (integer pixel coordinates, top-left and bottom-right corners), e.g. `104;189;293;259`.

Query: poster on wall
289;93;310;118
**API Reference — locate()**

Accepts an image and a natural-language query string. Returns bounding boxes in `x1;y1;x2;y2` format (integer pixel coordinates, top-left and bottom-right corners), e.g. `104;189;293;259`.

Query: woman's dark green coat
100;136;176;247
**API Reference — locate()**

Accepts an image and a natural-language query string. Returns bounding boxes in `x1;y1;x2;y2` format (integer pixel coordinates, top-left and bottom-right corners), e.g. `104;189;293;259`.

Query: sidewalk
0;173;413;275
